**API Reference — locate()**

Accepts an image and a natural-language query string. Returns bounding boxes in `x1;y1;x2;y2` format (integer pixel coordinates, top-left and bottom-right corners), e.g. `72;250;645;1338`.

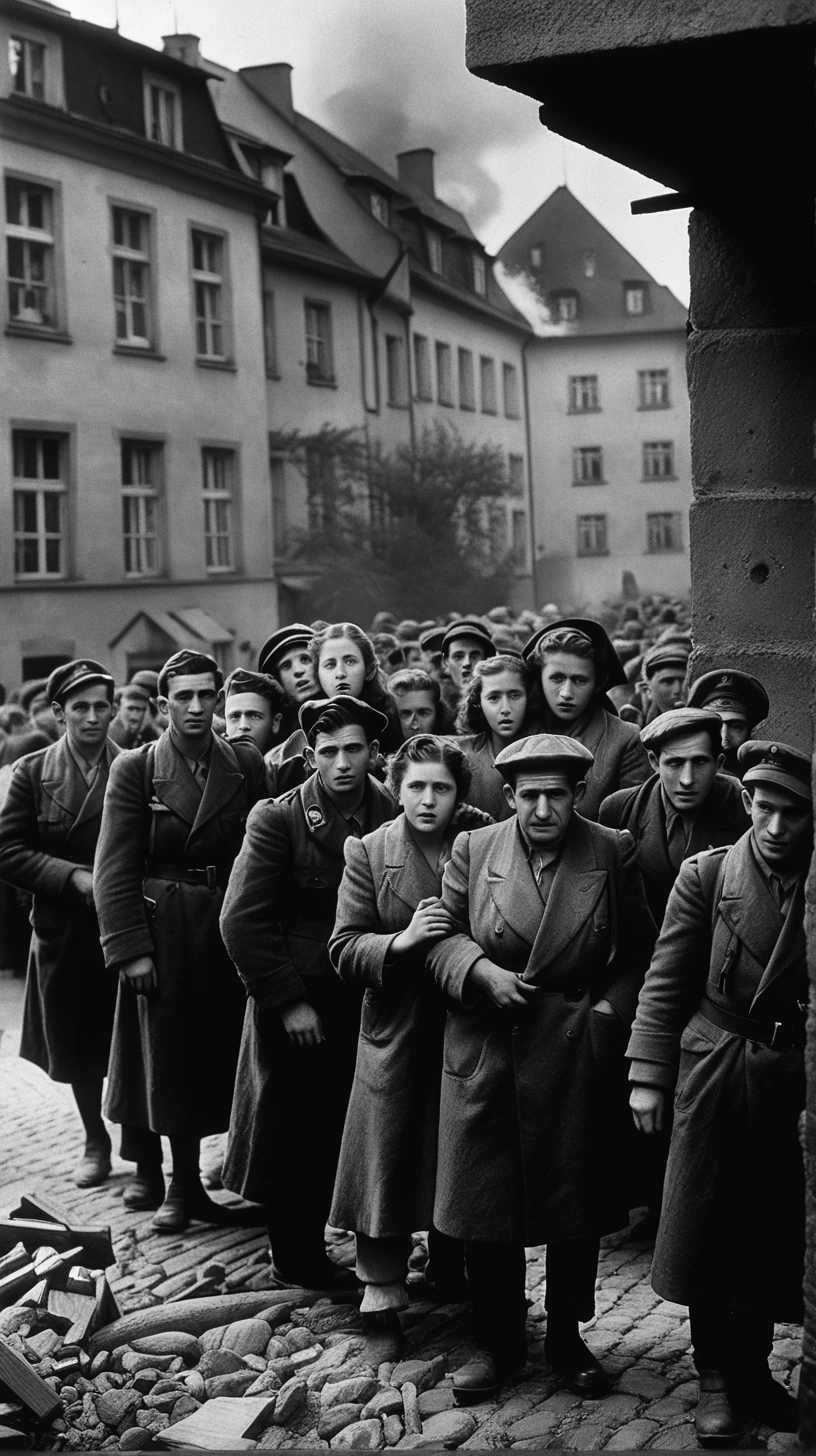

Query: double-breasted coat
627;831;808;1319
0;735;120;1081
94;729;265;1136
427;813;657;1245
544;701;651;821
599;772;750;925
220;771;397;1203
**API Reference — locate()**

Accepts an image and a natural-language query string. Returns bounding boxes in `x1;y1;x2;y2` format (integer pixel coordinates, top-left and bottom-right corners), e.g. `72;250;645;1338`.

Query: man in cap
628;740;812;1440
441;618;494;696
258;624;318;734
418;626;446;687
220;696;397;1290
109;679;152;749
223;667;286;790
641;641;691;723
427;735;657;1403
94;649;266;1230
687;670;770;777
0;661;121;1186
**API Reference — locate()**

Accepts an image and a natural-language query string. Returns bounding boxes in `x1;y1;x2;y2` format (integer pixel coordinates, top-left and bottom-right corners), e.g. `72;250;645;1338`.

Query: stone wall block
689;206;816;331
690;496;815;638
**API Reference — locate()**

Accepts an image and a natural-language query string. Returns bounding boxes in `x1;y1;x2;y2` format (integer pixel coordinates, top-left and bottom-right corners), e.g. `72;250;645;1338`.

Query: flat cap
441;617;494;656
419;626;446;655
643;642;691;679
298;694;389;743
641;707;723;753
120;680;152;703
47;659;114;706
688;670;769;729
18;677;50;712
739;740;812;801
157;650;222;697
258;623;314;675
224;668;286;707
521;617;627;690
129;669;159;697
494;733;595;782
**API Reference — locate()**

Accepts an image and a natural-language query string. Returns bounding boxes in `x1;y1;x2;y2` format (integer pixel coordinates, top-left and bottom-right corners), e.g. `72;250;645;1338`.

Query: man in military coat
0;660;120;1187
94;649;265;1231
220;695;396;1291
427;735;657;1404
687;669;770;777
628;740;811;1441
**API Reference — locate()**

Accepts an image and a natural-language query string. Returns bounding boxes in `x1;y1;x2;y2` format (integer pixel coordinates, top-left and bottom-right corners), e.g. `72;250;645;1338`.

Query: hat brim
743;766;812;801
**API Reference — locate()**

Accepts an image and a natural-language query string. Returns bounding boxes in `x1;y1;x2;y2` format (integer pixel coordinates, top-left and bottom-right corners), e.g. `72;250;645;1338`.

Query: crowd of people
0;589;809;1445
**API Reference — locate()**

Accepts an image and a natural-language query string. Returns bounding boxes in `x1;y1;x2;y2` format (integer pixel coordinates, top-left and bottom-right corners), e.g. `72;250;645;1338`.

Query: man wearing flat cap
0;660;121;1187
258;623;318;736
627;740;812;1441
222;667;286;790
641;642;690;724
220;695;397;1289
109;679;153;750
687;669;770;778
94;649;266;1230
439;618;494;718
427;734;657;1404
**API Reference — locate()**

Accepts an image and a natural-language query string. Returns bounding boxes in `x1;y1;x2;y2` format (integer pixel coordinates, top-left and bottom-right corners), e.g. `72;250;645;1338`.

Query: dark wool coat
220;771;397;1203
627;832;807;1319
457;734;513;822
565;701;651;820
0;736;120;1081
427;814;657;1244
94;729;265;1136
599;771;750;925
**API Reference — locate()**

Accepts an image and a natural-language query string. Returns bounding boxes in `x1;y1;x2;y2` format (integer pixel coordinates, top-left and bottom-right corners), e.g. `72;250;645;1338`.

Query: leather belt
145;861;218;891
699;995;805;1051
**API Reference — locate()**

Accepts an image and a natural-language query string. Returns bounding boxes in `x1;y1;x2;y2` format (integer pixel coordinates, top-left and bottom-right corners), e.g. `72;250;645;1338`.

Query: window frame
262;271;279;377
646;511;683;554
511;508;529;570
119;436;163;578
576;513;609;558
427;230;443;275
190;226;231;365
110;202;155;352
370;190;389;225
480;355;497;415
638;368;671;409
385;333;408;408
201;444;239;574
458;347;475;411
303;298;335;386
503;361;520;419
568;374;600;413
551;290;578;322
413;334;432;401
625;282;648;316
472;252;487;295
572;446;605;485
435;341;453;406
4;171;65;336
642;440;676;481
143;73;183;150
11;428;69;581
508;453;525;497
7;25;63;107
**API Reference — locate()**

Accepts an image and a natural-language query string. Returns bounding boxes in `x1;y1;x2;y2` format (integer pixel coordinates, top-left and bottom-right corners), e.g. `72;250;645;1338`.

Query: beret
739;740;812;801
643;642;691;678
157;650;222;697
441;617;494;655
494;732;595;782
520;617;627;690
298;694;389;743
419;627;446;655
687;670;769;729
224;668;286;706
258;623;314;675
47;659;114;706
641;707;723;752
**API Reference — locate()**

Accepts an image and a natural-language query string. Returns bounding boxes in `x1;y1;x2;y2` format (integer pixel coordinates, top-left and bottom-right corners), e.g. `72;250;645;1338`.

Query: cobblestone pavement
0;992;803;1452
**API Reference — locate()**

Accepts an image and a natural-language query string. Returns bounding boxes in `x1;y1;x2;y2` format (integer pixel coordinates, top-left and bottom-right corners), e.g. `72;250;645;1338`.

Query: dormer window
370;190;389;225
473;253;487;295
625;282;648;315
9;36;45;101
428;231;443;275
144;77;181;149
583;251;596;279
530;246;542;268
551;291;577;322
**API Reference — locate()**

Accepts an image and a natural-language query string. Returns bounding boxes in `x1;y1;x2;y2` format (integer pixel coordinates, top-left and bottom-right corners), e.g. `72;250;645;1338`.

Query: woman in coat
329;734;489;1319
456;653;541;820
522;618;650;819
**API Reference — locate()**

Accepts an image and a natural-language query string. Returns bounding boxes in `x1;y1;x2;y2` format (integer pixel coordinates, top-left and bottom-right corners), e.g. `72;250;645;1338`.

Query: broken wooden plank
47;1289;97;1345
161;1395;276;1450
0;1262;38;1309
0;1220;113;1270
0;1246;29;1280
89;1288;313;1352
65;1268;95;1296
0;1341;61;1420
7;1192;72;1227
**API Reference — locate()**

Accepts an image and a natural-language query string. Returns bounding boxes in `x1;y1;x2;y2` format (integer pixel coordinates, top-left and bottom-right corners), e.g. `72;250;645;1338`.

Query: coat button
566;1029;575;1039
511;1026;519;1036
495;921;504;936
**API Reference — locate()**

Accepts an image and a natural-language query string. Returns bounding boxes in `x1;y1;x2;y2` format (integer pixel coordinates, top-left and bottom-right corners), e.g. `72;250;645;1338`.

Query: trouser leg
427;1223;467;1291
168;1134;202;1190
119;1124;163;1168
465;1241;527;1365
355;1233;412;1312
263;1190;332;1281
545;1238;601;1326
71;1075;108;1144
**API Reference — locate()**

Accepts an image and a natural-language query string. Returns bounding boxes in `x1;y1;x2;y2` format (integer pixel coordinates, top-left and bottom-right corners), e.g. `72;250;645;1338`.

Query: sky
63;0;691;306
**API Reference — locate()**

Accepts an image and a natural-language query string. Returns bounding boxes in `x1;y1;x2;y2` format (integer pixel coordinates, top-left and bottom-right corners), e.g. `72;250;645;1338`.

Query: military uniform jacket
0;735;120;1081
599;771;749;924
626;831;807;1317
427;813;657;1244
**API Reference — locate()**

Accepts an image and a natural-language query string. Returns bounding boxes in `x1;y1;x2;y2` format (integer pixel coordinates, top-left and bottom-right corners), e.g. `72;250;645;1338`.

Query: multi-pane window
573;446;604;484
428;231;443;275
413;334;431;400
121;440;160;576
625;283;647;315
638;369;670;408
530;246;542;268
643;441;675;479
145;81;179;148
480;356;497;414
473;253;486;294
12;431;66;579
262;283;278;375
577;514;608;557
488;503;508;557
112;207;151;347
512;509;528;567
647;512;683;553
552;292;577;322
386;334;408;406
458;348;475;410
305;446;337;533
569;374;599;412
503;362;520;418
304;300;334;383
508;453;525;495
202;448;235;571
436;342;453;405
370;191;388;225
9;37;45;100
192;231;225;359
5;178;55;327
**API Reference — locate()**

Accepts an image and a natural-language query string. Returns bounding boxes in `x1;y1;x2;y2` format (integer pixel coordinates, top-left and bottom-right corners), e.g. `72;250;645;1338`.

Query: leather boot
453;1349;525;1406
694;1370;745;1445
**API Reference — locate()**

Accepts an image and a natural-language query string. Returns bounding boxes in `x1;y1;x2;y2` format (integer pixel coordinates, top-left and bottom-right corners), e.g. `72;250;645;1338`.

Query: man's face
540;651;596;723
274;646;317;704
118;692;148;734
224;692;281;754
718;708;749;754
446;636;487;690
505;770;584;849
744;782;812;867
395;690;437;740
651;730;722;813
159;673;220;742
308;724;374;798
55;684;113;752
648;667;687;715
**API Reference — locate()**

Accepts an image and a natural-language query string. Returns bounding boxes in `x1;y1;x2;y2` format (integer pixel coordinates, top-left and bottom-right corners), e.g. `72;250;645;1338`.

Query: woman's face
541;651;596;724
399;760;458;837
395;690;438;740
318;636;367;699
480;670;528;745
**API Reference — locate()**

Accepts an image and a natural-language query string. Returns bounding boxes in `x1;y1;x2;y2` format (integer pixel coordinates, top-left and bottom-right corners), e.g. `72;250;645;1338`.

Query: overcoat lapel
151;729;199;827
67;739;119;844
633;779;675;880
715;833;783;969
525;815;607;978
752;878;807;1009
39;736;86;821
485;818;543;947
382;815;440;911
190;734;244;839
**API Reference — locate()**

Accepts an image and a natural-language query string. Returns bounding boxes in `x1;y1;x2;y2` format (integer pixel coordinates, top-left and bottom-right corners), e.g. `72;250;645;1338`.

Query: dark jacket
0;735;120;1081
427;813;657;1244
94;729;265;1136
627;832;807;1318
545;701;651;820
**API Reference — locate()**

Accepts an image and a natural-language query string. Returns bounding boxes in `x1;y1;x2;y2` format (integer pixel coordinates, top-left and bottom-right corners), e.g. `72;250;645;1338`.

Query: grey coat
567;701;651;820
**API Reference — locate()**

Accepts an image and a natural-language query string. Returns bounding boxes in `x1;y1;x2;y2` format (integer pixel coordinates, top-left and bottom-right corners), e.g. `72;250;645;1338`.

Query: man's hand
280;999;325;1048
469;959;539;1011
630;1084;665;1135
391;897;454;954
120;956;157;995
70;868;95;905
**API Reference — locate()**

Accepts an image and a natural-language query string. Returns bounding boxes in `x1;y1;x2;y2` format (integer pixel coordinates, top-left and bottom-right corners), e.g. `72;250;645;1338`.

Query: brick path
0;999;803;1451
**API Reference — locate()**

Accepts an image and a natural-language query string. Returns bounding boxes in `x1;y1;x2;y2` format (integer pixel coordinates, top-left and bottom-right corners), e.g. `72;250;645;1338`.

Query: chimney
397;148;436;198
240;64;294;124
162;33;202;68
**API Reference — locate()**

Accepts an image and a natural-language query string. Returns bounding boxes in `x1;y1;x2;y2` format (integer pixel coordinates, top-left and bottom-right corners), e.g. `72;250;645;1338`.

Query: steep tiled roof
292;111;410;199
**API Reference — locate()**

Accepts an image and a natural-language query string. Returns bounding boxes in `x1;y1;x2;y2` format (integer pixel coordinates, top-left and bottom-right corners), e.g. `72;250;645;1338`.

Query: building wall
526;329;690;608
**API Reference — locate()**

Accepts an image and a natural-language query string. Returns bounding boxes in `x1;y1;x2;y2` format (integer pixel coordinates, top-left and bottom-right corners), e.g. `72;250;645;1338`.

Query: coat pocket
443;1008;490;1079
674;1012;725;1111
